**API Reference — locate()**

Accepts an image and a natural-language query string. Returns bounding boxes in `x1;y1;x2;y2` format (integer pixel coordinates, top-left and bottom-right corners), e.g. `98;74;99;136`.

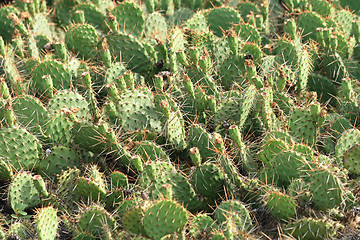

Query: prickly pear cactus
0;127;41;171
143;200;188;239
0;0;360;239
9;171;43;215
35;206;59;240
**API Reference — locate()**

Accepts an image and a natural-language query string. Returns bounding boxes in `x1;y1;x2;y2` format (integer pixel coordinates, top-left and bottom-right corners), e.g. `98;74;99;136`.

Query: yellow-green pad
344;143;360;174
77;205;115;238
9;172;42;214
0;127;41;171
143;200;188;240
36;206;59;240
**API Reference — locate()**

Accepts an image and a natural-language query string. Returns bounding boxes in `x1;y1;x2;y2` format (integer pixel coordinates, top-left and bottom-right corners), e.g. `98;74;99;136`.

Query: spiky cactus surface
1;0;360;239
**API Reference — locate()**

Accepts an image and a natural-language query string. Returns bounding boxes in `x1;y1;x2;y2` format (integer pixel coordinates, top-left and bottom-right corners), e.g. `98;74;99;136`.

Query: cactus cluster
1;0;360;239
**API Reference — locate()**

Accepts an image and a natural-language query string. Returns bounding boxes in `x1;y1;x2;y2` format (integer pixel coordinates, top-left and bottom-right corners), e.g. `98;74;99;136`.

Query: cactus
35;206;59;240
133;141;170;163
288;106;324;147
188;124;217;161
0;0;359;238
309;167;345;211
111;2;145;36
263;188;297;221
122;205;147;235
233;23;261;45
0;127;41;171
65;23;99;60
76;205;116;239
55;167;81;211
272;150;312;187
205;7;241;37
30;60;72;98
214;200;254;232
284;217;342;240
12;95;49;136
139;161;199;211
6;220;35;239
44;111;74;146
75;164;107;201
143;200;188;239
47;90;91;122
343;143;360;174
145;12;167;41
9;171;43;215
191;162;225;200
37;146;81;180
188;213;218;239
105;32;156;74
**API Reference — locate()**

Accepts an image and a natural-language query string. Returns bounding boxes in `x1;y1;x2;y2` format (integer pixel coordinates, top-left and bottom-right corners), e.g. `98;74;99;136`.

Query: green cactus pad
214;200;253;232
71;121;116;155
205;7;241;37
0;127;41;171
105;62;127;85
30;60;72;96
77;205;116;238
296;11;326;42
9;171;42;214
71;4;105;30
241;42;263;66
335;129;360;162
287;178;311;203
12;95;49;137
44;111;74;146
288;107;319;146
110;170;128;189
143;200;188;240
191;163;225;199
214;84;256;129
75;165;107;201
0;6;19;42
133;141;170;162
47;90;91;122
343;143;360;174
65;23;99;60
307;73;338;106
334;9;354;39
6;220;35;239
145;12;167;41
35;206;59;240
155;93;188;150
56;168;81;210
185;11;208;32
105;32;155;74
284;217;340;240
37;146;81;180
309;168;345;211
236;2;261;21
122;206;146;235
112;2;145;36
0;159;13;181
264;190;297;221
258;139;288;167
218;54;246;89
140;161;199;211
112;87;163;133
272;150;311;187
233;23;261;45
189;213;217;239
188;124;217;161
168;8;194;27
